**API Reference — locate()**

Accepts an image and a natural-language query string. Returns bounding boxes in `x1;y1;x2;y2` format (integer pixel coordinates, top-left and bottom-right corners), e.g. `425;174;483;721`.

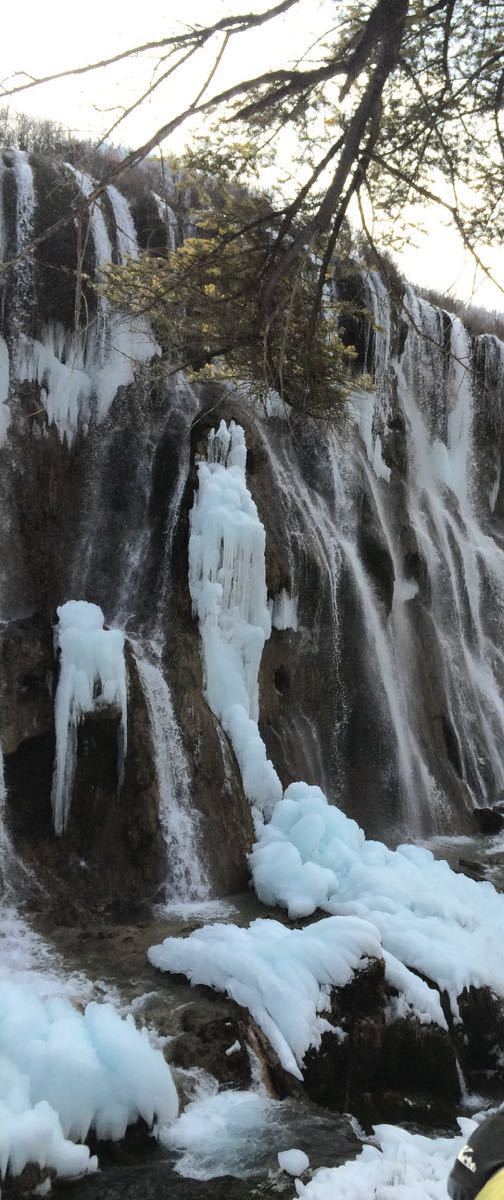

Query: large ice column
189;420;282;817
51;601;127;836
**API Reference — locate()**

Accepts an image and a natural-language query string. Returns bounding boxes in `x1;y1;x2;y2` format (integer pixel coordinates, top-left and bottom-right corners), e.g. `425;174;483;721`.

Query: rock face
1;149;504;908
160;954;504;1127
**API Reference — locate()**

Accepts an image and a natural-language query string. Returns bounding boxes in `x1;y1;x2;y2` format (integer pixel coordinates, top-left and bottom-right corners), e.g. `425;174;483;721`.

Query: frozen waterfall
189;419;283;817
51;601;127;836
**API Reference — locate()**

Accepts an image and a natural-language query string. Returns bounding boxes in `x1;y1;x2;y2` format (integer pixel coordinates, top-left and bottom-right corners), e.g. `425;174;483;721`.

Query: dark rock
357;490;395;616
380;1017;460;1103
168;998;252;1089
474;806;504;834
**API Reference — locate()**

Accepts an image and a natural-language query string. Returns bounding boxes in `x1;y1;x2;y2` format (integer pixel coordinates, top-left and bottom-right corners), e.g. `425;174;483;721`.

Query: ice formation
0;981;178;1183
189;420;282;817
250;782;504;1019
51;601;127;836
149;915;382;1079
278;1149;309;1176
296;1119;477;1200
10;170;159;443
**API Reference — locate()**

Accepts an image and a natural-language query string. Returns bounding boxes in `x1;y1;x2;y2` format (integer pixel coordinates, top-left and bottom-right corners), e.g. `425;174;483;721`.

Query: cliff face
1;149;504;912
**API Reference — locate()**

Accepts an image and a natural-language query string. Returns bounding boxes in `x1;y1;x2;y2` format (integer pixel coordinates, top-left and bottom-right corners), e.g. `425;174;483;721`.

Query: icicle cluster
51;601;127;836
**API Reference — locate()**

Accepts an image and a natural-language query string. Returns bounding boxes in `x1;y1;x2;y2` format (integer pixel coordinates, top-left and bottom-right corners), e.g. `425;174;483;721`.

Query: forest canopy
2;0;504;414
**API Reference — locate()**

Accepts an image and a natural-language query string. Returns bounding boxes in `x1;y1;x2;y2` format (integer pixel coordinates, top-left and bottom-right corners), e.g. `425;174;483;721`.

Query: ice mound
149;915;382;1079
250;782;504;1017
51;601;127;835
0;980;178;1183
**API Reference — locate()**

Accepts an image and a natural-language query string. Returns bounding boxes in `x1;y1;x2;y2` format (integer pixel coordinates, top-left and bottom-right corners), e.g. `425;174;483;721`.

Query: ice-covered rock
149;915;382;1079
250;782;504;1019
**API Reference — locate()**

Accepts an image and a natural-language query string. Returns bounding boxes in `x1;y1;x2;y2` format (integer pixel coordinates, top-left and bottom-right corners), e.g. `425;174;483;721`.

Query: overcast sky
2;0;503;311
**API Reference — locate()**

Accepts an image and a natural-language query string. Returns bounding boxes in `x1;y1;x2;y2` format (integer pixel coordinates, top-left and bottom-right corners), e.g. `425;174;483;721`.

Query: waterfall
152;193;179;250
65;163;112;368
396;292;504;809
133;645;208;902
106;186;140;263
10;148;36;318
0;749;12;893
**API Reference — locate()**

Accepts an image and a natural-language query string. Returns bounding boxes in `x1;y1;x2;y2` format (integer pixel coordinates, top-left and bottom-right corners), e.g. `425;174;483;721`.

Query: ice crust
0;980;178;1183
51;601;127;835
149;915;382;1079
250;782;504;1019
296;1119;477;1200
189;420;282;816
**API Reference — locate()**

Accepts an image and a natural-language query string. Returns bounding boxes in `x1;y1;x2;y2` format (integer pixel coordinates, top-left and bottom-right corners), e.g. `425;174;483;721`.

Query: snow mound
250;782;504;1017
189;420;282;817
296;1119;476;1200
0;980;178;1182
51;601;127;835
149;915;382;1079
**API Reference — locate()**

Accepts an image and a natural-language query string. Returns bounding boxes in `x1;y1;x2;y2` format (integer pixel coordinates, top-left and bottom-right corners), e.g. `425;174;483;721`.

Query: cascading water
10;148;36;316
133;644;208;903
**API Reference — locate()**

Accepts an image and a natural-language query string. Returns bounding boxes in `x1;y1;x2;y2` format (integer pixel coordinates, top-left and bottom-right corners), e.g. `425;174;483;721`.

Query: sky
2;0;503;312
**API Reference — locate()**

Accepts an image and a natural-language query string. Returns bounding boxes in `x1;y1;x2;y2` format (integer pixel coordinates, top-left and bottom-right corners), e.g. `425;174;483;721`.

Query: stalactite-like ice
149;915;382;1079
189;420;282;817
51;601;127;836
0;981;178;1183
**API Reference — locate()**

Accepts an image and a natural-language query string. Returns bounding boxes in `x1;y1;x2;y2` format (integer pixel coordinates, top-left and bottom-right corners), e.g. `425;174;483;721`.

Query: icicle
51;601;127;836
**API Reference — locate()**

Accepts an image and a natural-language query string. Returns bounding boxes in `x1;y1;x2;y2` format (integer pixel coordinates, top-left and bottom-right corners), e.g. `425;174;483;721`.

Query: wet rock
474;806;504;834
4;645;166;913
0;612;54;756
380;1017;460;1103
456;986;504;1081
357;490;395;616
167;998;252;1089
